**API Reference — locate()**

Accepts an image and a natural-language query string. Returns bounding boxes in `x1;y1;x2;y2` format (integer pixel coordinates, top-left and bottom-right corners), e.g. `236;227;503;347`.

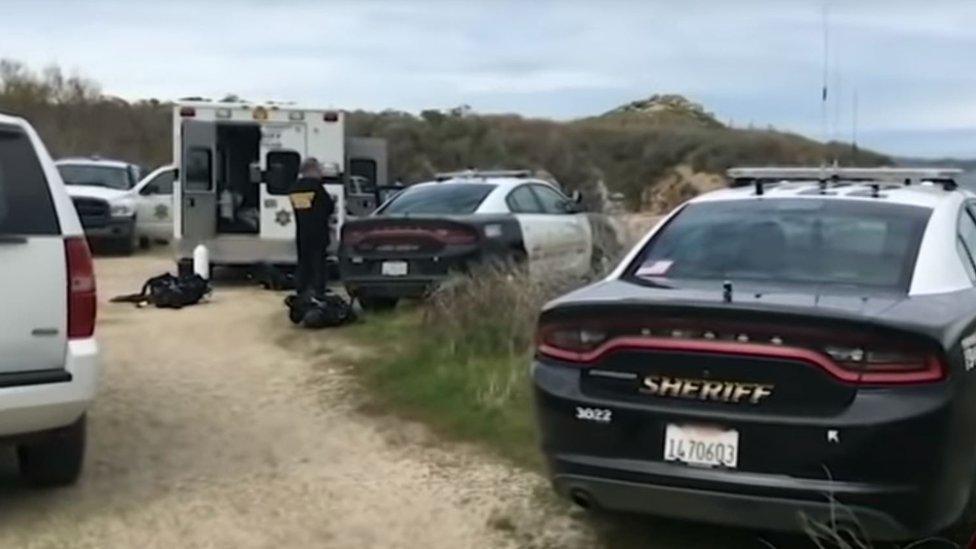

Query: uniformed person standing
289;158;335;296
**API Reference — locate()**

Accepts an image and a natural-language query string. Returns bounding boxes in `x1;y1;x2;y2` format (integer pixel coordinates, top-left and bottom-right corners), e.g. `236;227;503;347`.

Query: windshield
379;183;493;215
57;164;132;190
626;199;932;292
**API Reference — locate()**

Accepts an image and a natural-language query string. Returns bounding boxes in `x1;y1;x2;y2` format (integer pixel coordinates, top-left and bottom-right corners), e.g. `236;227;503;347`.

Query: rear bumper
553;473;910;539
176;236;338;266
0;338;99;438
344;276;445;299
532;359;973;540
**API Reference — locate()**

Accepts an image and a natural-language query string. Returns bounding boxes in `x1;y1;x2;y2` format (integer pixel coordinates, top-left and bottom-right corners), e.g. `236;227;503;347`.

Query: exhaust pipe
569;488;594;510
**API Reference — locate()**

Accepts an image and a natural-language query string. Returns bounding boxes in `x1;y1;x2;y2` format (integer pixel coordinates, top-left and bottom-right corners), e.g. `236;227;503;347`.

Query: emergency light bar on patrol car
728;166;963;192
434;169;534;182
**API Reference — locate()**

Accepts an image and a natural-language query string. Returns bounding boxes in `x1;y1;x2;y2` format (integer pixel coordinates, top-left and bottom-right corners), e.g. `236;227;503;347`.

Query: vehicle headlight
110;202;135;218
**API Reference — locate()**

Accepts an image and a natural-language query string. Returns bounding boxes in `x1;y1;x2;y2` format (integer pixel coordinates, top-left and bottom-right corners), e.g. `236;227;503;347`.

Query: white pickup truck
56;157;157;253
0;112;99;486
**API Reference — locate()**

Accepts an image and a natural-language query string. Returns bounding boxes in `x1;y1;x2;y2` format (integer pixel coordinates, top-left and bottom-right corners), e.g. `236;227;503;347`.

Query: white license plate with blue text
664;424;738;468
381;261;408;276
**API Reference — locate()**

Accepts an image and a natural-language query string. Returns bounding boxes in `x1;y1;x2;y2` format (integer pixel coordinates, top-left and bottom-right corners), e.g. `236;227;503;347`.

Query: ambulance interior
215;123;261;234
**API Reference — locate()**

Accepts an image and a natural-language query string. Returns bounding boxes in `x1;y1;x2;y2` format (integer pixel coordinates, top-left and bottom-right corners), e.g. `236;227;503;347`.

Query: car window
379;183;494;215
57;164;133;191
531;184;570;214
184;149;212;192
144;170;175;195
957;207;976;283
626;198;931;292
0;126;59;235
506;185;544;213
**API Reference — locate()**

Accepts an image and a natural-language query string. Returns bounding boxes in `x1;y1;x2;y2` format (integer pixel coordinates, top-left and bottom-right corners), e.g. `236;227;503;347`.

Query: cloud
1;0;975;157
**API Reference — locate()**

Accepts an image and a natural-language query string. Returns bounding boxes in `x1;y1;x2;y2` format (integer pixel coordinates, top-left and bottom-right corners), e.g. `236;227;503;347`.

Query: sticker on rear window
636;260;673;276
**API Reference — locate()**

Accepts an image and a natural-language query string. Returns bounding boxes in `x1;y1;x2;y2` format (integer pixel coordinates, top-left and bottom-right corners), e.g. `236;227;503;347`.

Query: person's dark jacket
288;177;335;244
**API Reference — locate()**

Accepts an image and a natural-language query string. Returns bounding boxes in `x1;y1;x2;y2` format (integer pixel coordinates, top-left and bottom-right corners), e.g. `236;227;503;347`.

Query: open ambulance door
344;137;388;216
180;120;217;242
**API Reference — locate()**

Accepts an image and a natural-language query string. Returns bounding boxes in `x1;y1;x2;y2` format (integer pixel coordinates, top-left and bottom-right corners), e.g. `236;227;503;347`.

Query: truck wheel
17;414;86;487
359;296;398;311
117;229;137;255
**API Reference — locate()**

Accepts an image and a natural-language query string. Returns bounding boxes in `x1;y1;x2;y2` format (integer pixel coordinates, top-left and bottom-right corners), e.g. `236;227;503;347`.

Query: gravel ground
0;254;597;549
0;253;774;549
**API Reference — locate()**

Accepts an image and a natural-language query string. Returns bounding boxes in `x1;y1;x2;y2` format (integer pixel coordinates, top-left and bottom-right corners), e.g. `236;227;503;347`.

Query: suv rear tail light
66;237;96;339
179;106;196;117
536;317;945;385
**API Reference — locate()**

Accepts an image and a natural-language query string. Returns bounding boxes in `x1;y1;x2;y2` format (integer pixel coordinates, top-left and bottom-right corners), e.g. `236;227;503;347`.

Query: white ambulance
171;101;386;274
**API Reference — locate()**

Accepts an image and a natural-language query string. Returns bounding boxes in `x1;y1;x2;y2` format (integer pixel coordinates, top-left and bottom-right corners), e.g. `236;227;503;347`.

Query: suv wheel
17;414;87;487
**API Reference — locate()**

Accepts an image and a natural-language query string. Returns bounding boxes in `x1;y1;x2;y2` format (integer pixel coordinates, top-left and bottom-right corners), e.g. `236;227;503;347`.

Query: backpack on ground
111;273;212;309
284;292;356;329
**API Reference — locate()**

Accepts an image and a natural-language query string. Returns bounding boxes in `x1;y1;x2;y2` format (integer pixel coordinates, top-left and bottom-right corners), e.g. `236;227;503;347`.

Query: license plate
664;424;738;468
381;261;408;276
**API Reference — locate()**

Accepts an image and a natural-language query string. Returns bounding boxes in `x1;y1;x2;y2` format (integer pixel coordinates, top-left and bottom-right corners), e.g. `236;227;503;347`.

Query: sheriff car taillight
535;316;946;385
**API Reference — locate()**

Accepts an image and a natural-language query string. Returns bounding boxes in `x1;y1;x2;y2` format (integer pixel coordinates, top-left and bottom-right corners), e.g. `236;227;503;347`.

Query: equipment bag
111;273;212;309
285;292;356;329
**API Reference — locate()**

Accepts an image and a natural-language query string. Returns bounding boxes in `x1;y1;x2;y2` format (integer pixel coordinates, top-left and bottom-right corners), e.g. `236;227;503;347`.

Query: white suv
0;113;99;486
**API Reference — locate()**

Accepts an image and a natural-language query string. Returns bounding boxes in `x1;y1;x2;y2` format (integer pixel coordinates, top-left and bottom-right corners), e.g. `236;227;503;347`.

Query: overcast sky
3;0;976;158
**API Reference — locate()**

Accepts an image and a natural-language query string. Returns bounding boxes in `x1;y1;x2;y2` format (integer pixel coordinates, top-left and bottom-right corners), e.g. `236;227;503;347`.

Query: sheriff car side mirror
570;190;583;204
249;162;263;185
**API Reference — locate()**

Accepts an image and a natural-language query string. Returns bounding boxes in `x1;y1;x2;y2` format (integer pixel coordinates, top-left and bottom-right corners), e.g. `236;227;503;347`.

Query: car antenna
723;280;733;303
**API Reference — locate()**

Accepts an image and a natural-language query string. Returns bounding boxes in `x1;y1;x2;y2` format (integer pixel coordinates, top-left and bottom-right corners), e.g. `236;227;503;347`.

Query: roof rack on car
434;169;533;182
727;166;963;192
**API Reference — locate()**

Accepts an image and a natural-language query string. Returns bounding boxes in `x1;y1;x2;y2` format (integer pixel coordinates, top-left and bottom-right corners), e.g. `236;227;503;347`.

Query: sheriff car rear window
379;183;493;215
626;199;931;292
0;126;59;235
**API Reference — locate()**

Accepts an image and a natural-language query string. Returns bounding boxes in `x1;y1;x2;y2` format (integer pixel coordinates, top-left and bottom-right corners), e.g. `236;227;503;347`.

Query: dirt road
0;254;595;548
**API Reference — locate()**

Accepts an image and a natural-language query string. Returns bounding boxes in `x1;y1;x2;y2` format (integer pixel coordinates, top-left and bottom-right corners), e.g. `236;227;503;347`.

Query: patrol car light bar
434;169;533;181
728;166;962;191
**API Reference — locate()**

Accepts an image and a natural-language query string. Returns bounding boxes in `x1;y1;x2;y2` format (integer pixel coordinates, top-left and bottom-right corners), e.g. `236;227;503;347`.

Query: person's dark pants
296;237;328;296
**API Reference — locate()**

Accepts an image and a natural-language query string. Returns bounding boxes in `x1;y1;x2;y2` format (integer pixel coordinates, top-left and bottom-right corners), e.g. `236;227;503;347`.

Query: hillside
1;59;891;212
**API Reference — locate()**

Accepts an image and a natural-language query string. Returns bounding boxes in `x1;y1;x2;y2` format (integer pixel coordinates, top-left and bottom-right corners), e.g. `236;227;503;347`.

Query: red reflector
66;237;96;339
179;106;196;117
323;111;339;122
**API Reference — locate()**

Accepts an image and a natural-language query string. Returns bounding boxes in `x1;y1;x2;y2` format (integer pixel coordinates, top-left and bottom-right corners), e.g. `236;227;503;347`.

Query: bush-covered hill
1;59;889;211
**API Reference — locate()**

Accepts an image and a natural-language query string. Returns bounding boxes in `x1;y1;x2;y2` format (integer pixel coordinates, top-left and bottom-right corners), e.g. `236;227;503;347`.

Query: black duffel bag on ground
111;273;211;309
284;292;356;329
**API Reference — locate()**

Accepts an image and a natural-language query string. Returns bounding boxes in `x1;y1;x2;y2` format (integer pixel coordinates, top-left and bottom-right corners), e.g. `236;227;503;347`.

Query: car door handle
0;235;28;245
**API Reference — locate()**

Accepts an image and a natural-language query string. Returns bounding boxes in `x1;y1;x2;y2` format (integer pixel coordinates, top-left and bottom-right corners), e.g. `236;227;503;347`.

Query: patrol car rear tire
17;415;86;487
938;476;976;545
359;296;398;311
